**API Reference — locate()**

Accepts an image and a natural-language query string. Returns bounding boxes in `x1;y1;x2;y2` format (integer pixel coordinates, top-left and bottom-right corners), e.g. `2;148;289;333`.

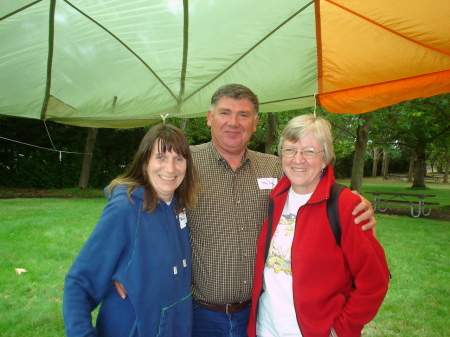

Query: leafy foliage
1;94;448;189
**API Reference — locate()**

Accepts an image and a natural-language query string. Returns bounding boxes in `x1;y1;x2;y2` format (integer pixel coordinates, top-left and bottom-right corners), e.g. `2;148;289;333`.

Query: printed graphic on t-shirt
265;213;296;275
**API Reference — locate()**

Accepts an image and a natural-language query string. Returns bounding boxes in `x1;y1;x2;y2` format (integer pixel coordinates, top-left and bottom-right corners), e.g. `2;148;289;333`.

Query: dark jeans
192;302;251;337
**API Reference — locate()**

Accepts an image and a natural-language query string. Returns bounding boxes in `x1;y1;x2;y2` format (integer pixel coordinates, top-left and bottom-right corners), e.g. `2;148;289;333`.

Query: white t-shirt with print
256;188;312;337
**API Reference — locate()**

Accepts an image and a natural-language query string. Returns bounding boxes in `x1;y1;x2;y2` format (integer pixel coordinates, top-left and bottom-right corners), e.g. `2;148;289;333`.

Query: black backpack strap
327;183;346;247
264;198;275;263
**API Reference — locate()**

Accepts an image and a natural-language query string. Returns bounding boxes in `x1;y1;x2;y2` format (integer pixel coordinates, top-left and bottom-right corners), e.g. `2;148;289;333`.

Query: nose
227;114;238;126
166;159;175;172
293;150;305;162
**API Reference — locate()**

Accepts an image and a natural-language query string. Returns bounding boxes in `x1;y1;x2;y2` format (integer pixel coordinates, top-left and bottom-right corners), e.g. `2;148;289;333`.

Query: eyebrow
217;107;252;115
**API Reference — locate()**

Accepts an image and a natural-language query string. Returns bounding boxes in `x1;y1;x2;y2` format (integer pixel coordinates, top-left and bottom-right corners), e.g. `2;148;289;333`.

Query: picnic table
366;191;440;218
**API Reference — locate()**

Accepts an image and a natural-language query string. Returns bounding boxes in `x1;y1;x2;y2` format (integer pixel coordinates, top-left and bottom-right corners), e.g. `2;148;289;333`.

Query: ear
253;115;260;133
207;109;213;127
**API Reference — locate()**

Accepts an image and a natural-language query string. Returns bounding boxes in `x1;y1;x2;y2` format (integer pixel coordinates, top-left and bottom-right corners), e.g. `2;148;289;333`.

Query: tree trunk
78;127;98;189
429;159;434;176
412;146;427;188
444;157;449;183
382;150;390;180
265;112;278;154
180;118;189;131
350;113;372;193
372;147;380;177
408;149;416;182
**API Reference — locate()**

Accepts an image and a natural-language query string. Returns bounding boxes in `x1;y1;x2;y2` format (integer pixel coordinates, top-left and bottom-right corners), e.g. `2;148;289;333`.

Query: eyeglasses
281;147;325;159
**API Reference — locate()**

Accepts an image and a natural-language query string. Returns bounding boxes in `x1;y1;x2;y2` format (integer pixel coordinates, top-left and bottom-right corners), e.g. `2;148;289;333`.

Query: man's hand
114;281;128;299
351;190;376;233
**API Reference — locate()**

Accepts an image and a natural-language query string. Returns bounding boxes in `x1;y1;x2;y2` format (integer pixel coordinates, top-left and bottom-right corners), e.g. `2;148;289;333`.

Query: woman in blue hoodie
63;124;199;337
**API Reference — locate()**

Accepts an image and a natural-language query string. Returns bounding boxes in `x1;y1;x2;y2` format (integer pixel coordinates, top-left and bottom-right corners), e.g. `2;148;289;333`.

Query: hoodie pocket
156;293;192;337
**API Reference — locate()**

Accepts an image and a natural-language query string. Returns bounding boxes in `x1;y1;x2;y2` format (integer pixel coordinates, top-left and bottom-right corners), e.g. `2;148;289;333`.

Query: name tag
178;211;187;229
258;178;278;190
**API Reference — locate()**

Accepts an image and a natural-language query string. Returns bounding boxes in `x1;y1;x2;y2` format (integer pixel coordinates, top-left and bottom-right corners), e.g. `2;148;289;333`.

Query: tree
350;113;372;192
370;147;381;178
429;139;450;183
408;149;416;182
444;152;450;184
180;118;189;131
381;149;389;180
265;112;279;154
370;94;450;187
326;111;366;179
250;109;302;154
78;127;98;189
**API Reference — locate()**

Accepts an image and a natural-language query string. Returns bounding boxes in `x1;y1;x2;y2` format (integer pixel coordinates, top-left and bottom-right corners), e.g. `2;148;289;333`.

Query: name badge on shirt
258;178;278;190
178;211;187;229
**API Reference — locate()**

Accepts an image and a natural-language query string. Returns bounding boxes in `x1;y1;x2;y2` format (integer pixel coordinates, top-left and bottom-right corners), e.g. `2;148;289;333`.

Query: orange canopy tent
1;0;449;127
317;0;450;114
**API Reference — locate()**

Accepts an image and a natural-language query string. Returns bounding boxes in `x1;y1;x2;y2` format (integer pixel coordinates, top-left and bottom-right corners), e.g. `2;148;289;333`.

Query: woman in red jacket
248;114;389;337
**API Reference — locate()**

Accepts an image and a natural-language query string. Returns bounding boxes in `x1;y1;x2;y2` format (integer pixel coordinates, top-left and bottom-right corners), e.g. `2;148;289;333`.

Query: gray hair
210;84;259;116
278;114;335;165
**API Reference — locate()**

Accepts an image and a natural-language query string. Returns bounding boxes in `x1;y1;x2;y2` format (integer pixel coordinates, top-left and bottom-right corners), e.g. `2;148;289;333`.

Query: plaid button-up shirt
187;142;283;304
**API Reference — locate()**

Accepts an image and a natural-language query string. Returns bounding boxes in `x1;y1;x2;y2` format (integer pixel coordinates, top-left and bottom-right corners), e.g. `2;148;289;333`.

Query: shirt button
244;280;247;284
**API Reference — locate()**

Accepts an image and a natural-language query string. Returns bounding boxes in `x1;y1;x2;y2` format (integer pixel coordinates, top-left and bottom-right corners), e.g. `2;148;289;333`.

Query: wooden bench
366;191;440;217
387;174;409;181
424;177;441;183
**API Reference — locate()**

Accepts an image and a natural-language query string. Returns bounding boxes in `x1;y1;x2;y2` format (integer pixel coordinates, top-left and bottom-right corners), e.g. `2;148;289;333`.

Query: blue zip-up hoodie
63;186;192;337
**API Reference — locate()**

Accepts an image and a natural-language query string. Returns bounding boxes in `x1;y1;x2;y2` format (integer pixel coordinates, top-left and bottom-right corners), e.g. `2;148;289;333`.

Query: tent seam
315;0;323;94
181;0;315;103
40;0;56;120
63;0;177;100
324;0;450;56
174;0;190;115
0;0;43;21
260;94;314;105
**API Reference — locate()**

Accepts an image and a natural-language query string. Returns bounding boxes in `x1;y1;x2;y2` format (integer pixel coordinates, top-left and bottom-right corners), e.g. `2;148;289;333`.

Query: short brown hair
210;84;259;115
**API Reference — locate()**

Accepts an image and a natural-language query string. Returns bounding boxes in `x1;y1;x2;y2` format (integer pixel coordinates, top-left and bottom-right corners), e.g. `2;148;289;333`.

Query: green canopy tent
1;0;449;128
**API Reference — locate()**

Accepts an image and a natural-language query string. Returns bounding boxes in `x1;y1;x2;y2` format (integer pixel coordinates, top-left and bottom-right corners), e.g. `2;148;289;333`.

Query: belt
194;300;251;314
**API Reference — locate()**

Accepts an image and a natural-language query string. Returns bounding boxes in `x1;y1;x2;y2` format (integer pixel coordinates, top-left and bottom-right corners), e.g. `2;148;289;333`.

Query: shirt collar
207;141;250;169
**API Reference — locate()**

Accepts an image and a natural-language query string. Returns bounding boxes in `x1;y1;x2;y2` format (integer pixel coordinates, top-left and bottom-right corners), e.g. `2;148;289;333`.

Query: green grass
362;215;449;336
0;179;448;336
0;198;107;337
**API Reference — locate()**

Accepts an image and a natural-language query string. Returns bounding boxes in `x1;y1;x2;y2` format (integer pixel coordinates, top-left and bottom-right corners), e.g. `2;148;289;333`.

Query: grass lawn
362;215;449;336
0;180;448;336
0;198;107;336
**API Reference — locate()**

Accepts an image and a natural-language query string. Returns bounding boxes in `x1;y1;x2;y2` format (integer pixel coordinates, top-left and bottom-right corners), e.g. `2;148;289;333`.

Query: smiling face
207;96;259;157
147;141;187;203
281;133;326;195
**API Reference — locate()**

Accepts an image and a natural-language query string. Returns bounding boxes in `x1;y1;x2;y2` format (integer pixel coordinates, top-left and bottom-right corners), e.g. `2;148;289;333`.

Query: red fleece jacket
248;165;389;337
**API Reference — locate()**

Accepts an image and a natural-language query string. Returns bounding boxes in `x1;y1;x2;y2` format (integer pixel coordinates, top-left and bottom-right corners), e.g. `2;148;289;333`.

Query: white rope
44;120;57;151
0;136;91;156
160;114;170;124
